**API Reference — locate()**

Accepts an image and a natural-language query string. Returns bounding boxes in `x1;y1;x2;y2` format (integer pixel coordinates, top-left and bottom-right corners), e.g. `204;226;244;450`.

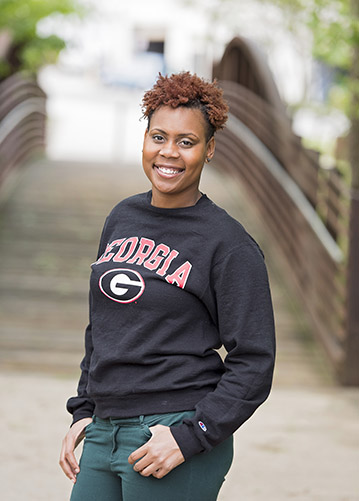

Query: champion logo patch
198;421;207;432
99;268;145;303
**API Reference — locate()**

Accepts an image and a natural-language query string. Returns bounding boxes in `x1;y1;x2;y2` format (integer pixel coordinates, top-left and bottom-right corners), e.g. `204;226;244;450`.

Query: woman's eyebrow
150;128;199;139
177;133;200;140
150;128;170;136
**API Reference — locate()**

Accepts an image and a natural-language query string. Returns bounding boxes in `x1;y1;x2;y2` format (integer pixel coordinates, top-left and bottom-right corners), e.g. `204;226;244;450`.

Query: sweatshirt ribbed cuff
170;423;204;460
71;407;94;426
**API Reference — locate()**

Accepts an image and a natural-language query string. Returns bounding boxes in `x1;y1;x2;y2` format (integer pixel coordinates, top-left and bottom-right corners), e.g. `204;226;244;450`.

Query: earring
206;157;211;163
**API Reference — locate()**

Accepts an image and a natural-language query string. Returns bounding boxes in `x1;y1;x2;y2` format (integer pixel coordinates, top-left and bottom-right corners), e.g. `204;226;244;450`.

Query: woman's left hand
128;425;184;478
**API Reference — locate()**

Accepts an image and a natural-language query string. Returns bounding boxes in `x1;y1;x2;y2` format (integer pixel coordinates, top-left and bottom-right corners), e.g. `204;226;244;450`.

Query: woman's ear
142;129;148;152
205;136;215;162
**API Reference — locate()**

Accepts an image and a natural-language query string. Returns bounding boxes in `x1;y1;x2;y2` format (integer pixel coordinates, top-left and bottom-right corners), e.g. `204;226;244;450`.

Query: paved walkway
0;158;358;500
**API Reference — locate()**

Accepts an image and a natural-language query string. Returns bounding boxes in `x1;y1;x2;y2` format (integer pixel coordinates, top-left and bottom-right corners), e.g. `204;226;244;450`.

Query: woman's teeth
156;166;183;174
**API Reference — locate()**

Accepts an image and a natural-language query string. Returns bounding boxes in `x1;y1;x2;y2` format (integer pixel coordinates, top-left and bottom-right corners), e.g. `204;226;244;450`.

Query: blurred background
0;0;358;500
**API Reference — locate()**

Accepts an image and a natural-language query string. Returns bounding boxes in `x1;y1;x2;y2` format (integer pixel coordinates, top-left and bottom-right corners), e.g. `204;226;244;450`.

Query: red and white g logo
99;268;145;303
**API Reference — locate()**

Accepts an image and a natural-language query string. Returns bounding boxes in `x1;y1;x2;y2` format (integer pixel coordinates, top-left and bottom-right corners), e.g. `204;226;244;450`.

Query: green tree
189;0;358;185
258;0;359;187
0;0;84;80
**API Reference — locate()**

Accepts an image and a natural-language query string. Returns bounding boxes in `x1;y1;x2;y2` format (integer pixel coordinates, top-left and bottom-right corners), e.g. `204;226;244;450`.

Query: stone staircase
0;158;150;374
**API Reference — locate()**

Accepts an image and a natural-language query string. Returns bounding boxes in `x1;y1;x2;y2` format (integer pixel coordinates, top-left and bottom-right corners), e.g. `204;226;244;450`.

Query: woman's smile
154;163;185;178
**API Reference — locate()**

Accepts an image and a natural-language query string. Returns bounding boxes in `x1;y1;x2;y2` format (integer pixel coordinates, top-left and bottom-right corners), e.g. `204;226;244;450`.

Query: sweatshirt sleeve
66;218;110;424
66;299;95;424
170;241;276;460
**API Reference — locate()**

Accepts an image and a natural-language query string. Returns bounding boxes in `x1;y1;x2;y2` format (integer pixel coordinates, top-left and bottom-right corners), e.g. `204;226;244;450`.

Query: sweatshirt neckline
144;190;209;214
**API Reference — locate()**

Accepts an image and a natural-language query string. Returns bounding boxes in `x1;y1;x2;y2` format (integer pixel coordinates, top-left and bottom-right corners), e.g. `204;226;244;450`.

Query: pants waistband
92;409;194;428
93;415;146;426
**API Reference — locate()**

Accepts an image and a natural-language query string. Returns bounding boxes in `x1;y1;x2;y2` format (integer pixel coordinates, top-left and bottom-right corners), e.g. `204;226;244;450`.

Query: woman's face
142;105;215;208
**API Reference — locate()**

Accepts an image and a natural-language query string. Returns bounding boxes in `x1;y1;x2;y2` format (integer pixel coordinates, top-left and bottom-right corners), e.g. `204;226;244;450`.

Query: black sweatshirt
67;191;275;460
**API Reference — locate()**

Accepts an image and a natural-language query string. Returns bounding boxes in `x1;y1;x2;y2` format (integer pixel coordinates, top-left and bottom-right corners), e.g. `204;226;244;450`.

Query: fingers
128;443;147;465
137;463;162;478
133;455;153;476
59;417;92;482
59;438;80;483
132;450;177;479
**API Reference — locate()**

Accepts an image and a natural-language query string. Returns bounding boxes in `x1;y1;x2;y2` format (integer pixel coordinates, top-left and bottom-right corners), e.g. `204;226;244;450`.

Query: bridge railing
219;81;349;243
214;79;354;383
0;73;47;187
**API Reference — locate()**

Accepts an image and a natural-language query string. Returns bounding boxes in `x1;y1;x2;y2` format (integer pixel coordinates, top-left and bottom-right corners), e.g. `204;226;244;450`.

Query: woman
60;72;275;501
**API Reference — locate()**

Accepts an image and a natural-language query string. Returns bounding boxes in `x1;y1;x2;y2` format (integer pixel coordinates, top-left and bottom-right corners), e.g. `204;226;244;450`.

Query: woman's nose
159;141;180;158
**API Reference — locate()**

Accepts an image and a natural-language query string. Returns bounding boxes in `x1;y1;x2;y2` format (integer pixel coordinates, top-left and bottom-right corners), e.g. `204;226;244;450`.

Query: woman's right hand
59;417;93;483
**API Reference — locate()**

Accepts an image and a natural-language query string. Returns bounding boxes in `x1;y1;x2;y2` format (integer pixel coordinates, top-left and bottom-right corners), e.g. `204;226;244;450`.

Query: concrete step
0;296;88;331
0;240;98;277
0;326;84;352
0;348;82;374
0;274;88;297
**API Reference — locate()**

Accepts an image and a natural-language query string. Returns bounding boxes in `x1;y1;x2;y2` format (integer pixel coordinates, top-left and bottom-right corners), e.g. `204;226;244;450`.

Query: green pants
70;411;233;501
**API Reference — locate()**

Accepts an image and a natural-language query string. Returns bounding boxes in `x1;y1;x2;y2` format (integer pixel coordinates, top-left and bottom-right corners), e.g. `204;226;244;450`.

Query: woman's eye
179;140;193;147
152;135;164;142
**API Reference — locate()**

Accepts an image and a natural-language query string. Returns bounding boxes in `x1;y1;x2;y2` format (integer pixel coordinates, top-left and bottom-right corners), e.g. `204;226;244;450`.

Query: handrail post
343;2;359;384
343;190;359;384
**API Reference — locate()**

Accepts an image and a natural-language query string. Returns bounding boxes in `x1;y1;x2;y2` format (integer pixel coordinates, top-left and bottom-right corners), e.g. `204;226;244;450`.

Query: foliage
258;0;359;118
0;0;84;79
197;0;358;183
266;0;354;68
258;0;359;186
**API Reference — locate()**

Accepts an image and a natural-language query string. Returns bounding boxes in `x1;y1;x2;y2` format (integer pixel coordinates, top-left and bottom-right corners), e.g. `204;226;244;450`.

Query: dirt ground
0;371;358;501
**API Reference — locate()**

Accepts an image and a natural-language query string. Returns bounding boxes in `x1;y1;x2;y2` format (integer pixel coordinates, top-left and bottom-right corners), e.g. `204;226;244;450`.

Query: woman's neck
150;189;202;209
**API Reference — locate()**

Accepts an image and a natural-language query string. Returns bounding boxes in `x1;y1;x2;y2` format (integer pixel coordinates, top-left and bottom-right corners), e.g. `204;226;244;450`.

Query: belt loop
139;415;145;425
92;415;96;423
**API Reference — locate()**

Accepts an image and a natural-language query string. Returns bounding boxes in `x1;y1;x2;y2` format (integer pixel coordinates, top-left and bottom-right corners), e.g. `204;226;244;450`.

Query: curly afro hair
142;72;228;140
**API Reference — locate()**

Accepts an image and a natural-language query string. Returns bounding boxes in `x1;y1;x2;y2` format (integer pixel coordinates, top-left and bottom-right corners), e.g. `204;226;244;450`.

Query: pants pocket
84;420;94;437
142;410;195;430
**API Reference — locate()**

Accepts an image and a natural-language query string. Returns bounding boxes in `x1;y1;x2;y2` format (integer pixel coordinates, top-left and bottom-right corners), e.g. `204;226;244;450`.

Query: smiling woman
60;72;276;501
